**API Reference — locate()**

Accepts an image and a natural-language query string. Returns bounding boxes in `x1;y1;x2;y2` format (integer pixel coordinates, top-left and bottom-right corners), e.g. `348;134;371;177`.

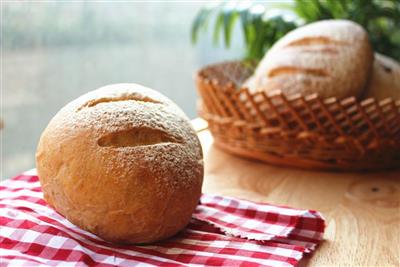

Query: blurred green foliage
192;0;400;61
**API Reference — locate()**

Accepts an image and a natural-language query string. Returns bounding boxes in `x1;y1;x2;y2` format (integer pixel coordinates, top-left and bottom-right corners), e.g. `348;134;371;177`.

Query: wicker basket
196;61;400;171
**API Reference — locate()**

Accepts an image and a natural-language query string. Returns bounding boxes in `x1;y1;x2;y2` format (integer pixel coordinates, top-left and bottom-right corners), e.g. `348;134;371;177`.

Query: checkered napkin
1;170;325;267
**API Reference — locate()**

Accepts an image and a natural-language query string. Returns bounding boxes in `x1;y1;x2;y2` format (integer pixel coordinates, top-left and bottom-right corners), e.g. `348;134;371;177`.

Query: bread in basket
195;20;400;171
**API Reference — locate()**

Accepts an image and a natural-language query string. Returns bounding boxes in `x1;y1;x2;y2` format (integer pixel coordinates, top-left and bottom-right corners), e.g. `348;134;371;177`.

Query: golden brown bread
364;53;400;100
244;20;374;99
36;83;204;244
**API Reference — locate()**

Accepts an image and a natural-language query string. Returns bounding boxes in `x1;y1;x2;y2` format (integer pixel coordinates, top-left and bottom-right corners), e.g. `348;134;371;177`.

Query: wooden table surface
192;118;400;267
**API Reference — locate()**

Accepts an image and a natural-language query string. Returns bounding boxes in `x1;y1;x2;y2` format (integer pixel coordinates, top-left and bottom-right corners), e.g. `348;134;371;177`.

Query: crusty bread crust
36;83;204;244
244;20;374;99
364;53;400;100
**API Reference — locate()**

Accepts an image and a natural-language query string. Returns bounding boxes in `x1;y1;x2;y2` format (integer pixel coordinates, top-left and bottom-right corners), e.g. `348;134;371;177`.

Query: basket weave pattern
196;61;400;170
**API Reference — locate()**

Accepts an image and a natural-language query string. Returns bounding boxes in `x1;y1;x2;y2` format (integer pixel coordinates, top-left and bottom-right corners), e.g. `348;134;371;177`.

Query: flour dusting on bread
36;83;204;244
244;20;374;99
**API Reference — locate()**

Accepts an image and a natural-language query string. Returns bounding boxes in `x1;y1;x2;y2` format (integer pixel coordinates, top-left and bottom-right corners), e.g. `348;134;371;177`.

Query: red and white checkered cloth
0;170;325;267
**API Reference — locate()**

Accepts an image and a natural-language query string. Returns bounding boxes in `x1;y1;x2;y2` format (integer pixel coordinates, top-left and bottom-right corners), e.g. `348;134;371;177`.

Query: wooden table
192;118;400;267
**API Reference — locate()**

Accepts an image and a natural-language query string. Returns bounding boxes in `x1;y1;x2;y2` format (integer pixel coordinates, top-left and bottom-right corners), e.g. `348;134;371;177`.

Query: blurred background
2;2;245;180
2;0;399;179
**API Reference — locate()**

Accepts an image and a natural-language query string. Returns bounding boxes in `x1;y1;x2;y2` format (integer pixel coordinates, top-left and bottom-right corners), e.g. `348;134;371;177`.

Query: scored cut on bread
244;19;374;99
36;83;204;244
364;53;400;100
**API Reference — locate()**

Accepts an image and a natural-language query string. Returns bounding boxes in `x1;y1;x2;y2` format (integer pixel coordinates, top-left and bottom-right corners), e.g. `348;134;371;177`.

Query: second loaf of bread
364;53;400;100
244;20;374;99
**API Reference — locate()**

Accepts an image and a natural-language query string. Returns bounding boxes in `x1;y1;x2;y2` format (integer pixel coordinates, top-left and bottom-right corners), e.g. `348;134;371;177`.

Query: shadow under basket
196;61;400;171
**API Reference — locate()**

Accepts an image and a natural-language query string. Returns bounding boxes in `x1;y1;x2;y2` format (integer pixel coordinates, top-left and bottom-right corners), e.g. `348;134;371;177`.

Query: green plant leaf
221;3;239;48
213;10;224;45
191;7;214;44
237;3;253;46
191;0;400;61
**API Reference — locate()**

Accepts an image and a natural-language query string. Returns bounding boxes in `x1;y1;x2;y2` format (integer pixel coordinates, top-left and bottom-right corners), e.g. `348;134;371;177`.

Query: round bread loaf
244;19;373;99
36;83;204;244
364;53;400;100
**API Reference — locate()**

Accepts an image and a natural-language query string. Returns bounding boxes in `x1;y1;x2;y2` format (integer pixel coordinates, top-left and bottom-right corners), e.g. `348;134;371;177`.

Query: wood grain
193;119;400;267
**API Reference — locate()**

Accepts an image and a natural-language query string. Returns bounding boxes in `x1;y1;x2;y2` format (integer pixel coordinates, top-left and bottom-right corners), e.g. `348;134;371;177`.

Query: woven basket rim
196;60;400;171
197;60;400;102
